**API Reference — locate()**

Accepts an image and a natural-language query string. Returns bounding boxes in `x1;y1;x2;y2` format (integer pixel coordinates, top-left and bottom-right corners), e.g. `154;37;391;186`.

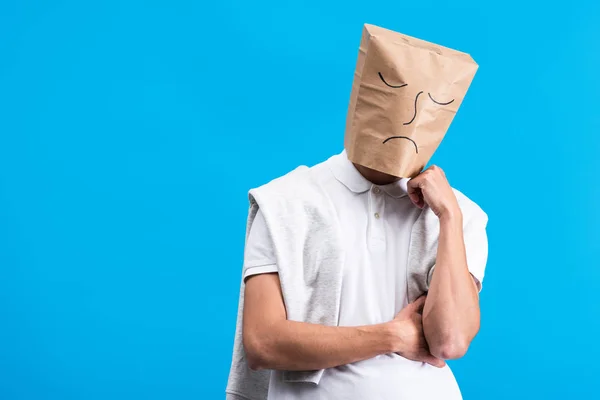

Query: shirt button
373;187;381;194
374;212;380;219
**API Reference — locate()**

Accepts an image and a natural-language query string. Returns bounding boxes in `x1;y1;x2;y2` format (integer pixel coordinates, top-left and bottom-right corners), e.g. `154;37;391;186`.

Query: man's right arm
242;272;444;371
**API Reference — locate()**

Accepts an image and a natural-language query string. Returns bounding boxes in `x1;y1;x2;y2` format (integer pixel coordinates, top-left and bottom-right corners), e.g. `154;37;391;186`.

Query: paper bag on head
345;24;478;178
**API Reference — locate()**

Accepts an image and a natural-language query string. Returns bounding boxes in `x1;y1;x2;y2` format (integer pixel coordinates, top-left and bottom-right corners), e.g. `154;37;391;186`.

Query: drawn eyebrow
428;93;455;105
404;91;424;126
378;72;408;88
382;136;419;153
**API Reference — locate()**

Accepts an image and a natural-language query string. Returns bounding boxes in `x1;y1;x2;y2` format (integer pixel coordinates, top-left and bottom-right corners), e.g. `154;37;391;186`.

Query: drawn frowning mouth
382;136;418;154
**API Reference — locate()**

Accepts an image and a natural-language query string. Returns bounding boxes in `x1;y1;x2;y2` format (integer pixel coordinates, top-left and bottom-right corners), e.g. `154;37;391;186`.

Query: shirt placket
368;185;386;250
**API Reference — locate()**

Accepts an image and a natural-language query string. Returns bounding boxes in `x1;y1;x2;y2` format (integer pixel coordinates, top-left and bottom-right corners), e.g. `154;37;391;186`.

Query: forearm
422;212;480;359
246;320;395;371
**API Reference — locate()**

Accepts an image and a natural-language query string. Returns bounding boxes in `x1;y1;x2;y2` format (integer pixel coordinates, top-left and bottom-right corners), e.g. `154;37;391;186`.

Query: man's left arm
407;165;488;360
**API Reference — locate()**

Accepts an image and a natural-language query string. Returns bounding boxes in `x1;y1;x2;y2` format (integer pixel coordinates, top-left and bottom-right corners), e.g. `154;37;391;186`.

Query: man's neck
353;163;401;186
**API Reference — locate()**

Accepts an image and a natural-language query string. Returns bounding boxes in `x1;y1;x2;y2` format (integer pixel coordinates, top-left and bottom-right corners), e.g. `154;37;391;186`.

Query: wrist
378;321;404;354
438;206;462;225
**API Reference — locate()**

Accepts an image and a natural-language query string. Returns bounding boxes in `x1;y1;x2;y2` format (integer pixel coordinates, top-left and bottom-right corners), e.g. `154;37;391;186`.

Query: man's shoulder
250;155;337;198
451;187;488;225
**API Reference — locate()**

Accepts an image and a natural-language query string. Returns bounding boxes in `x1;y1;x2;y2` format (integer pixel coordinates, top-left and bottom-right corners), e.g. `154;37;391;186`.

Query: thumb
406;295;427;313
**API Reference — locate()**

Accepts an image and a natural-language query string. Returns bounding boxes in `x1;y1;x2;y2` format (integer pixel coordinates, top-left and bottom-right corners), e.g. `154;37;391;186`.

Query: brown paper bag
345;24;478;178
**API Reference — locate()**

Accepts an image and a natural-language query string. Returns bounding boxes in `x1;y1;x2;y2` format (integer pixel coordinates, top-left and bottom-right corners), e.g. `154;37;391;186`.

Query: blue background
1;0;599;399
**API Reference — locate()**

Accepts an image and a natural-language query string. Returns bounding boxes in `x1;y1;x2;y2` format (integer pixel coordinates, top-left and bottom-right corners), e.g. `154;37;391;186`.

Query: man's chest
334;192;421;324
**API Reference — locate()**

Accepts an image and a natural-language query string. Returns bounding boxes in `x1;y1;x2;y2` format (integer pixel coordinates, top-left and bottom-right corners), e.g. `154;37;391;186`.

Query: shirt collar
328;150;409;199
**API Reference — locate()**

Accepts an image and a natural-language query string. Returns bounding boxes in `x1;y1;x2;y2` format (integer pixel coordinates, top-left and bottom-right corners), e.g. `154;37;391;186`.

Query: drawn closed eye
428;93;454;105
378;72;407;88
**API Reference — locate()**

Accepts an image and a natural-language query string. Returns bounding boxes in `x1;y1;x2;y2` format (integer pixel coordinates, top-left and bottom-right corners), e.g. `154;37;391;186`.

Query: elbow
246;355;265;371
430;336;470;360
430;340;469;360
424;315;480;360
243;330;270;371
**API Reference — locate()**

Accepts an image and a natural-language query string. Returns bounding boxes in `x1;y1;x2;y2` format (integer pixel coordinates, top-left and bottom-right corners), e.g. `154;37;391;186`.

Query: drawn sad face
346;33;473;178
377;71;455;152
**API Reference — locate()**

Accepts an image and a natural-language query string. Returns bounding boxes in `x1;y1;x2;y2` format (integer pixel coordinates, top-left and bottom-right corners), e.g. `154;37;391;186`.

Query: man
227;24;487;400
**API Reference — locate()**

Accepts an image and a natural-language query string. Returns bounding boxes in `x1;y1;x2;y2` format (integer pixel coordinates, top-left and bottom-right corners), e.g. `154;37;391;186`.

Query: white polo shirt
243;150;486;400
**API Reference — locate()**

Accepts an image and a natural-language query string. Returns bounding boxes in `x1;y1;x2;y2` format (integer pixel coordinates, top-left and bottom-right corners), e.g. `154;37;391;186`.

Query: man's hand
407;165;460;220
388;296;446;368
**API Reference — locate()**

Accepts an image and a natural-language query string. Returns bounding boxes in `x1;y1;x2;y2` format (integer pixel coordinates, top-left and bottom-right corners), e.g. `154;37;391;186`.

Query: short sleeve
243;209;278;281
427;211;489;292
464;213;488;291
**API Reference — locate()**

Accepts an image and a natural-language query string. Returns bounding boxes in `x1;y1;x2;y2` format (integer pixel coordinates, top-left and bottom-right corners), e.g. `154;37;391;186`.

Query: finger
406;175;423;193
407;178;425;208
423;354;446;368
405;295;427;312
406;185;424;208
409;191;423;208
